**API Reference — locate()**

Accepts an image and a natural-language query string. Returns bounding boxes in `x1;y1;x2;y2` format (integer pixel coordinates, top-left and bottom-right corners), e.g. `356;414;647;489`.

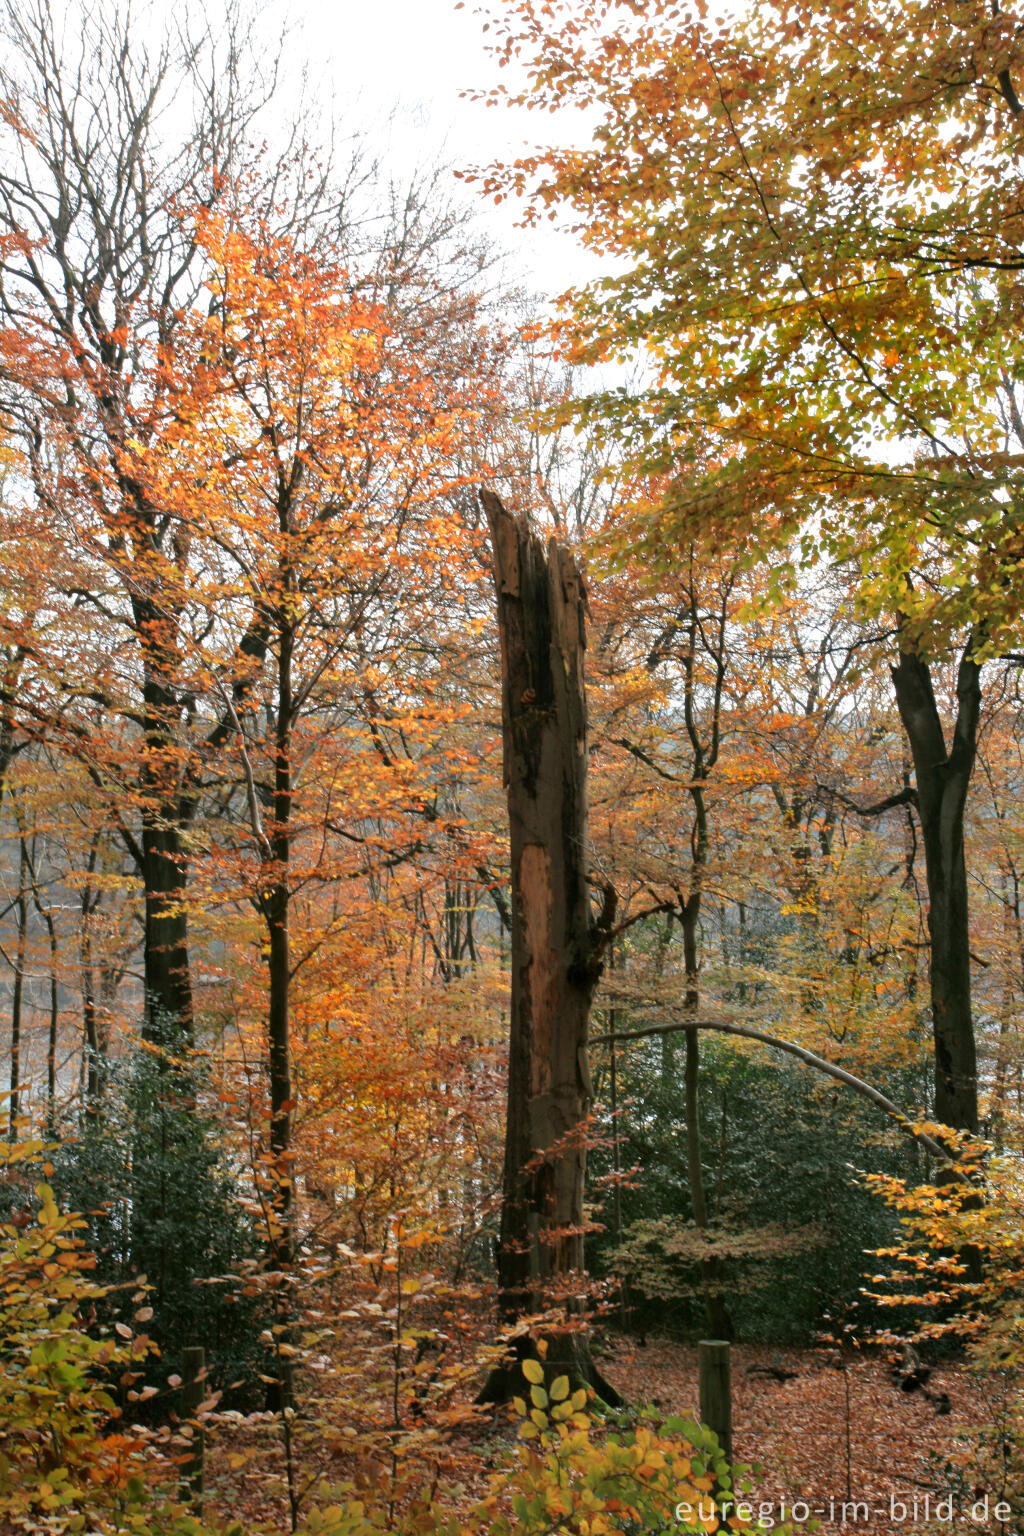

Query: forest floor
606;1336;998;1534
200;1337;1004;1533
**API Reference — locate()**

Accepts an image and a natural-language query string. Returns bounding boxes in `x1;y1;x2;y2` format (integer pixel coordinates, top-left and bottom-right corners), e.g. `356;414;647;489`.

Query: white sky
285;0;599;298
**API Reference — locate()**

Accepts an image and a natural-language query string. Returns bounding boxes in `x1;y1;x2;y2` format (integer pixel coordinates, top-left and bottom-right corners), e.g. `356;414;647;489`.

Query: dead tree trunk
478;490;618;1404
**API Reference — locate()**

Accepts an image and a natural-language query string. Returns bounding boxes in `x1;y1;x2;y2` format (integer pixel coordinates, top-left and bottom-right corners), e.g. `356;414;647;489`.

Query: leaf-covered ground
605;1337;997;1533
197;1336;1004;1534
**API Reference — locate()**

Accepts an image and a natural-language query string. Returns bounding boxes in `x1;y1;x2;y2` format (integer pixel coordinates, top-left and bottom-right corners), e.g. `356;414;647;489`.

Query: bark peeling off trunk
480;490;618;1404
521;843;557;1099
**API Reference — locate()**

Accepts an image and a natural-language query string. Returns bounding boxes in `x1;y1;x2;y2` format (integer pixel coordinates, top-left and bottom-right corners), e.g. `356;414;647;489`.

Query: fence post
698;1338;732;1463
180;1345;206;1509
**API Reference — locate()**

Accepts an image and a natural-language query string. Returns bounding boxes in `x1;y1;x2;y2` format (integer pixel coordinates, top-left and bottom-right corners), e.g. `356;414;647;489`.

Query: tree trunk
891;636;980;1136
478;490;617;1403
141;818;193;1041
140;656;193;1042
681;880;733;1339
26;850;59;1131
267;576;295;1261
679;598;733;1339
262;596;295;1415
81;865;101;1107
44;910;58;1129
266;881;293;1249
7;837;28;1138
265;723;294;1275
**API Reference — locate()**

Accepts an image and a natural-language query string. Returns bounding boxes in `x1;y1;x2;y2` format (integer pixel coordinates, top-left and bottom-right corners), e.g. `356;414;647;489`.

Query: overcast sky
287;0;598;297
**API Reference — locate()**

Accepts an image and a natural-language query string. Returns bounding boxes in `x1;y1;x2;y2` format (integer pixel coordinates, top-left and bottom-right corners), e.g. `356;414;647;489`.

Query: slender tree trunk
266;886;291;1130
478;491;618;1402
605;944;633;1329
45;912;58;1126
8;837;28;1138
264;873;294;1414
991;866;1022;1148
80;845;105;1108
679;593;733;1339
681;873;733;1337
891;636;980;1135
81;938;98;1093
26;853;60;1130
266;872;293;1265
262;590;295;1415
268;603;295;1259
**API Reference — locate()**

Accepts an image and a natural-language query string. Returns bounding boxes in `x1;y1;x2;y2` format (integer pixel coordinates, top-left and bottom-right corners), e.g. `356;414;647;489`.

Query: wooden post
180;1345;206;1508
698;1339;732;1463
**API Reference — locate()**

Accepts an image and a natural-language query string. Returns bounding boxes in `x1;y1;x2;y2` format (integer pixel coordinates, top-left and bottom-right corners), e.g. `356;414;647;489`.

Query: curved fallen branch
588;1016;960;1170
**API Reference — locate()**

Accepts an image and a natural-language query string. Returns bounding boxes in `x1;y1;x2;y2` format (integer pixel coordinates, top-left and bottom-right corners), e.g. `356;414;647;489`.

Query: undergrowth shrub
0;1140;200;1534
0;1149;779;1535
286;1353;777;1536
51;1028;267;1404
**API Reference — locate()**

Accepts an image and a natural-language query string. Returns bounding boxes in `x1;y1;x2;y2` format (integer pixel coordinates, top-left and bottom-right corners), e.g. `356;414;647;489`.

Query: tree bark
679;792;733;1340
677;589;733;1339
139;637;194;1042
890;634;980;1136
683;1024;733;1338
140;818;193;1041
267;608;294;1268
23;841;59;1131
7;836;28;1138
478;490;618;1402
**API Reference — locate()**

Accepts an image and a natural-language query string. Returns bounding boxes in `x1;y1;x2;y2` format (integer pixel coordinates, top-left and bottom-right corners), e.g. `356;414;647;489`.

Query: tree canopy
477;0;1024;650
1;0;1024;1531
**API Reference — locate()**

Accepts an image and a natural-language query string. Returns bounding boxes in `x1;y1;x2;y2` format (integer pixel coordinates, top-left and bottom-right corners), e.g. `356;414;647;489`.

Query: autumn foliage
2;0;1024;1532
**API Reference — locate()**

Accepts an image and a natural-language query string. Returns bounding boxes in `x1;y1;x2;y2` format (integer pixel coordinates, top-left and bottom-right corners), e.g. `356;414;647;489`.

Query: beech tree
138;204;485;1267
474;0;1024;1136
0;0;492;1061
0;0;290;1039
